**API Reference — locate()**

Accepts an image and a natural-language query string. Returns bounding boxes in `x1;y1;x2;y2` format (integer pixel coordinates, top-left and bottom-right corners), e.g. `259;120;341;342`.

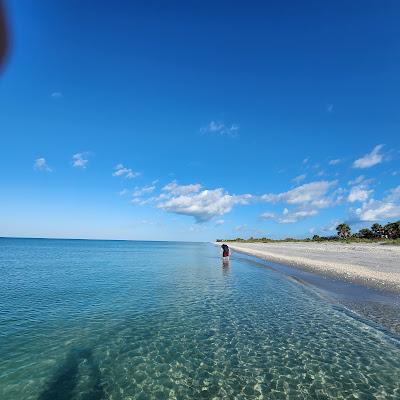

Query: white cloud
348;186;373;203
302;158;309;164
215;219;225;226
292;174;306;184
352;185;400;222
261;207;319;224
158;187;251;222
353;145;385;169
162;181;202;196
348;175;368;186
329;158;342;165
72;152;89;169
119;189;129;196
200;121;239;137
132;185;156;197
261;180;337;208
347;175;374;203
354;200;400;222
385;186;400;202
51;92;63;99
261;212;275;220
113;164;140;179
235;224;248;232
321;220;340;233
34;157;52;172
260;181;339;224
279;209;318;224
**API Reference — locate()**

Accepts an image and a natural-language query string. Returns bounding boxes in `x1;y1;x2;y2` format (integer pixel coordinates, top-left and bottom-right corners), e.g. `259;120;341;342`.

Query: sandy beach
220;242;400;293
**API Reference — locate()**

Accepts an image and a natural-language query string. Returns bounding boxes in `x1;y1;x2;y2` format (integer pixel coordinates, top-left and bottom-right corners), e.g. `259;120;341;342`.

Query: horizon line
0;236;207;243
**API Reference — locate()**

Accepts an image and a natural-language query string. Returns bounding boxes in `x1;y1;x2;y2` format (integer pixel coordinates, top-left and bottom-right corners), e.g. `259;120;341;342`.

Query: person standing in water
221;244;230;260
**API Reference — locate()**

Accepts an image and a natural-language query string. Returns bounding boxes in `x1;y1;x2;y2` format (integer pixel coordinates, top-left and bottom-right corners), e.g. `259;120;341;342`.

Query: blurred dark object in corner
0;1;9;72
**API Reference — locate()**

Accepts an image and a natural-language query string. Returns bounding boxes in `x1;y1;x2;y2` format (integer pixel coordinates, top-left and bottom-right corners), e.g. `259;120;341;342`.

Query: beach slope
222;242;400;293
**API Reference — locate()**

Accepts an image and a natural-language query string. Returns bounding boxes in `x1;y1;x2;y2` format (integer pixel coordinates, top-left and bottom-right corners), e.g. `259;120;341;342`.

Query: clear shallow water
1;238;400;399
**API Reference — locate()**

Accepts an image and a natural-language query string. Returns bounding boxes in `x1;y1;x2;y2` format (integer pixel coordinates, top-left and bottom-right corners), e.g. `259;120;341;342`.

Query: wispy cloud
72;152;90;169
259;181;339;224
51;92;63;99
162;181;202;196
200;121;239;137
348;175;374;186
292;174;306;184
112;164;140;179
119;188;129;196
132;185;156;197
34;157;52;172
260;212;275;220
353;145;385;169
261;208;318;224
329;158;342;166
326;104;334;113
385;186;400;202
215;219;225;226
235;224;248;232
321;220;341;233
261;180;337;208
278;209;318;224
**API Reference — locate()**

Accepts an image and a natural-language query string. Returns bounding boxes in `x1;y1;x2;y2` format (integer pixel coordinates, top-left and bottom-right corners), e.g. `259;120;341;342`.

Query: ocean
1;238;399;399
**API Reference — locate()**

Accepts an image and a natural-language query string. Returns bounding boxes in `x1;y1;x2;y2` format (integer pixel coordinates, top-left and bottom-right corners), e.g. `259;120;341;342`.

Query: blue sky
0;1;399;241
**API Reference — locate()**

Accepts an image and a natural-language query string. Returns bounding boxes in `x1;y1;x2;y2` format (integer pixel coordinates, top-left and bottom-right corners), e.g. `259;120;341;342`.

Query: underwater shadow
38;348;105;400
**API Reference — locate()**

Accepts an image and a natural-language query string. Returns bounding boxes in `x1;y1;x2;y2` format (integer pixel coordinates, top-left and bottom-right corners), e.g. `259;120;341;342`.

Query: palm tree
336;223;351;238
371;223;384;238
383;222;400;239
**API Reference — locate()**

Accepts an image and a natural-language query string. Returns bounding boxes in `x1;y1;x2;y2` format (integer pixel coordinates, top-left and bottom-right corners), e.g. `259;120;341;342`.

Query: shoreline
218;241;400;294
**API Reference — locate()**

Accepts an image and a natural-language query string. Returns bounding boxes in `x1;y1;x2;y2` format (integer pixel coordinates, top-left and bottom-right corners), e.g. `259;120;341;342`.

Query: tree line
331;221;400;240
216;220;400;243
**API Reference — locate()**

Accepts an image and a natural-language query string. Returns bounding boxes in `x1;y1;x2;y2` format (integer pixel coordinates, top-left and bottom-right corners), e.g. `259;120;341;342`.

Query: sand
218;242;400;293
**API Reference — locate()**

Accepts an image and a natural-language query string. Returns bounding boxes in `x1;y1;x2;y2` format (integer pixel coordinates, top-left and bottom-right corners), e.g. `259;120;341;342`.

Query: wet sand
219;242;400;293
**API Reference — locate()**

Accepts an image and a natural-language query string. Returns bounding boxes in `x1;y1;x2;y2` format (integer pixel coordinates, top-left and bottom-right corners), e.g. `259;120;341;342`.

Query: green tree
358;228;374;239
312;235;321;241
383;222;400;239
371;223;384;238
336;223;351;238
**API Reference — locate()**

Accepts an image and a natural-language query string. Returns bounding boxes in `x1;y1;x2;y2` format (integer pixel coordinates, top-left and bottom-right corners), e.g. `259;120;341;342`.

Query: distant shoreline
218;241;400;294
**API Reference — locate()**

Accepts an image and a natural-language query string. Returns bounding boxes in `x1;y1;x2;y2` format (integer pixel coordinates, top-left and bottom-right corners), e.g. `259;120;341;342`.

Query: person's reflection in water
222;258;230;276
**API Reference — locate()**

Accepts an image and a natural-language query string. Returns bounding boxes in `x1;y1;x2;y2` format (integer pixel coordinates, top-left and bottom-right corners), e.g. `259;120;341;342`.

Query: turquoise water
1;238;400;399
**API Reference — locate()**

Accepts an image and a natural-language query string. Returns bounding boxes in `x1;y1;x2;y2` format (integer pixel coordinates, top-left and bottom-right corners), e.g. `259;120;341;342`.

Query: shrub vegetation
216;220;400;244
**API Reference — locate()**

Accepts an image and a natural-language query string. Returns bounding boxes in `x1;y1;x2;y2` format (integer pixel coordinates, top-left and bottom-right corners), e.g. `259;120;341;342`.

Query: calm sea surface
1;238;399;399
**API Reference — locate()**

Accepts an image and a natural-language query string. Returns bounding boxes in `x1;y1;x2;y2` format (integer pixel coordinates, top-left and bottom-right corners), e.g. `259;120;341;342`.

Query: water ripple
0;239;399;399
